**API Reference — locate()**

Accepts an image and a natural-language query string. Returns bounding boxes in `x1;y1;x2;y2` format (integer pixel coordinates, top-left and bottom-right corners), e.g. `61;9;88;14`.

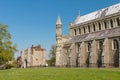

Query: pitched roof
75;3;120;24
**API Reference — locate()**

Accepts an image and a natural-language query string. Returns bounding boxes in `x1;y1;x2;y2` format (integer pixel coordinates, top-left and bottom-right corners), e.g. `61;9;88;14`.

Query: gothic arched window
113;39;119;67
99;41;103;50
113;39;119;50
88;43;91;52
78;44;80;52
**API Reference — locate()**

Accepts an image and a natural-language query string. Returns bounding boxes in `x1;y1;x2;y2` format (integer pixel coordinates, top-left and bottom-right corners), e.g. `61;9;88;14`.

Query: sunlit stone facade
21;45;46;68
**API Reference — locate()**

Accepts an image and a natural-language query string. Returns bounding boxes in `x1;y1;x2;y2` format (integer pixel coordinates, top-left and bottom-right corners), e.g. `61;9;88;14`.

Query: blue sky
0;0;119;59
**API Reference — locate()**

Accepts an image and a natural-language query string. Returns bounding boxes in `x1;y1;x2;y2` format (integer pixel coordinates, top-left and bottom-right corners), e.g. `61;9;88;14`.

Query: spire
78;10;80;17
56;16;62;25
74;10;81;24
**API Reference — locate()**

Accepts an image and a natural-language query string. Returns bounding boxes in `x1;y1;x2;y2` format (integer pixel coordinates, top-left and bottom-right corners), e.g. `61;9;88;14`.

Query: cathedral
56;3;120;68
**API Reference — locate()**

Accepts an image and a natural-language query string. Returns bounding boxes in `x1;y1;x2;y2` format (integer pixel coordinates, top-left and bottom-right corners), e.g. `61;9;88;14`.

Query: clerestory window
104;21;107;29
110;19;113;28
83;27;85;34
74;29;77;36
93;24;96;32
79;28;81;34
117;18;120;26
98;22;101;30
88;25;90;33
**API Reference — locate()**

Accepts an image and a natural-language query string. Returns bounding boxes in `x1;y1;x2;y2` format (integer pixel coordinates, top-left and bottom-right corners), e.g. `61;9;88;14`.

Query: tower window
117;18;120;26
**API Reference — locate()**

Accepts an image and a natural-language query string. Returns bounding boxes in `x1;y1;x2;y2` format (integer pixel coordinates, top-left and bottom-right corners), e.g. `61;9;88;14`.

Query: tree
47;45;56;66
0;24;17;65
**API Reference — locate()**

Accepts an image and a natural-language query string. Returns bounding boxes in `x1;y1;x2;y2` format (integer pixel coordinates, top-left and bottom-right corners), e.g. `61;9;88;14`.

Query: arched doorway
113;39;119;67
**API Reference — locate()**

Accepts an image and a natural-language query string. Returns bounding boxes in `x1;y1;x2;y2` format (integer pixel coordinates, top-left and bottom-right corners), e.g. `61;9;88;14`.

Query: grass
0;68;120;80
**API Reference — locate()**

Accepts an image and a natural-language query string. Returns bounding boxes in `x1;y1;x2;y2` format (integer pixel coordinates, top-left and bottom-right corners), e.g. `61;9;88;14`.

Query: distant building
56;3;120;68
21;45;46;68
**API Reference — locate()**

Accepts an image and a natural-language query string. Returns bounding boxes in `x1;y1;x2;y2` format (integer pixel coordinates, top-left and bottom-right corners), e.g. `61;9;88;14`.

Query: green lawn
0;68;120;80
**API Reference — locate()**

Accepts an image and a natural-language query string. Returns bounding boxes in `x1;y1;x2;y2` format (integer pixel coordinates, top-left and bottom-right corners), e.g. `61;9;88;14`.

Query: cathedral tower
56;16;62;66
